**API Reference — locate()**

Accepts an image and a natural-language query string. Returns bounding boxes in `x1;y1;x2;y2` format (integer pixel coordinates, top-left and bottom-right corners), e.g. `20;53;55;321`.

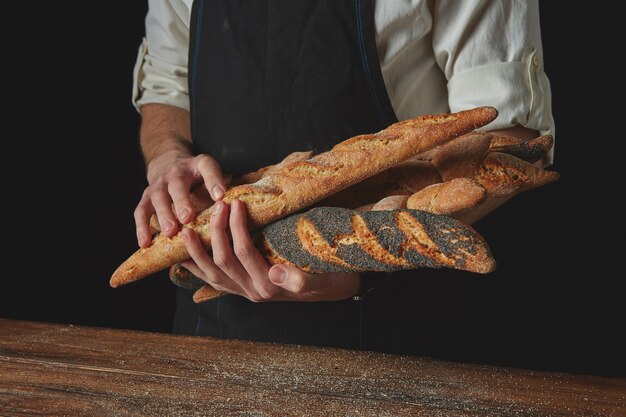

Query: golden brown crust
474;152;560;198
430;131;493;181
192;285;226;303
110;107;498;288
406;178;487;216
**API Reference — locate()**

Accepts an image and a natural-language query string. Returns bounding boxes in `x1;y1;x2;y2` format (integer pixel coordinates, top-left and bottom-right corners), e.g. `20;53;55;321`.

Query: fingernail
269;266;286;284
137;233;146;246
179;207;190;221
212;201;222;216
164;219;175;233
211;185;225;200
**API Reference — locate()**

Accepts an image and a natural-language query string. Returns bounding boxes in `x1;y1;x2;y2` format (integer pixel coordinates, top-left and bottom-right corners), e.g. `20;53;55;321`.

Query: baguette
406;153;559;221
153;131;552;231
475;152;560;198
406;178;487;216
192;284;226;303
488;134;554;163
261;207;496;274
430;132;492;181
110;106;498;288
324;130;492;210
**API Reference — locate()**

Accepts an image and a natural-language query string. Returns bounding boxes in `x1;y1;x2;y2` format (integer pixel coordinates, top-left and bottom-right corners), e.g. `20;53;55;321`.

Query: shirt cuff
131;38;191;113
447;48;555;165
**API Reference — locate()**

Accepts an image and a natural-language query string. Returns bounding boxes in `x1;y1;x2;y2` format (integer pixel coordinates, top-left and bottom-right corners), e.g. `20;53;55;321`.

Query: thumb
268;265;360;299
268;264;323;294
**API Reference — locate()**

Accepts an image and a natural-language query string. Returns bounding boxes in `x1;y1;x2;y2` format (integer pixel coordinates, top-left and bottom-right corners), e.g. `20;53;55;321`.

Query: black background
2;3;624;377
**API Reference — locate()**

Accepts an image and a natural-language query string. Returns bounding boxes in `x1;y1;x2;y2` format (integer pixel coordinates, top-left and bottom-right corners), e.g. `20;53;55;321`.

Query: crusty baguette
413;130;490;160
193;285;226;303
261;207;496;274
488;134;554;163
152;131;550;231
430;132;493;181
325;131;491;210
474;152;560;198
110;106;498;288
406;178;487;216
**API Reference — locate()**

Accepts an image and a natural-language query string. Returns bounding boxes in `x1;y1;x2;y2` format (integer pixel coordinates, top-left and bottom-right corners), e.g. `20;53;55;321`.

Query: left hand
181;200;360;302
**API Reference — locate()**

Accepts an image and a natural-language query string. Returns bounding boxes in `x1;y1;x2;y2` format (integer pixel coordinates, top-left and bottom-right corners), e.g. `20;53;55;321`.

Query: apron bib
175;0;397;349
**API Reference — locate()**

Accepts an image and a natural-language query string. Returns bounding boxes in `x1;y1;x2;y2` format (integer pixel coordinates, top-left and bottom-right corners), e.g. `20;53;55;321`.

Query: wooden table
1;318;624;416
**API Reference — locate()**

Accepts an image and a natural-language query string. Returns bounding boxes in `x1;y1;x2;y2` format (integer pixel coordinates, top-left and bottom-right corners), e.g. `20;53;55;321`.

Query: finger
230;200;269;273
268;265;360;301
195;154;227;201
209;201;249;281
150;186;179;237
229;200;275;298
181;228;243;294
180;259;242;295
167;176;195;224
134;193;156;248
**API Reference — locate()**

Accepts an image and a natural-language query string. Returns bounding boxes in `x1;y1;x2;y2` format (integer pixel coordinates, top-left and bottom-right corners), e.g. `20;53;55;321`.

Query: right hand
134;151;227;248
181;199;361;302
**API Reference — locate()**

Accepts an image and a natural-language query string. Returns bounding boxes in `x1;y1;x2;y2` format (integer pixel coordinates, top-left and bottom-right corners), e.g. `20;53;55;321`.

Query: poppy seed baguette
260;207;496;274
187;206;496;302
110;106;498;288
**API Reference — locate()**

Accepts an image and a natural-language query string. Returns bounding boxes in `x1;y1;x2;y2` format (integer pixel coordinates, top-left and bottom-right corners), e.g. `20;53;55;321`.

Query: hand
134;151;228;248
180;199;361;302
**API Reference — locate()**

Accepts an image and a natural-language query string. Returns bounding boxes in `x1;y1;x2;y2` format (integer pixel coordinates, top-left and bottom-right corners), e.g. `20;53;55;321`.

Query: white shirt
133;0;555;164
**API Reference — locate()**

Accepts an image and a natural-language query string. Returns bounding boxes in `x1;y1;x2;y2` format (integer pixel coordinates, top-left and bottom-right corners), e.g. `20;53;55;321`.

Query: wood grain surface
0;318;624;416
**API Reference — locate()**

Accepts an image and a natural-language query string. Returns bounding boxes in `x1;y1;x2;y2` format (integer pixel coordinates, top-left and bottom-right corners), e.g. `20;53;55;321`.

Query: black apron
174;0;398;350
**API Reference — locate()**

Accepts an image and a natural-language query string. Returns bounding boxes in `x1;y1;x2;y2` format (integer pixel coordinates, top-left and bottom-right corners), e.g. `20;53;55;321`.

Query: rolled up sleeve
432;0;555;163
132;0;191;113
